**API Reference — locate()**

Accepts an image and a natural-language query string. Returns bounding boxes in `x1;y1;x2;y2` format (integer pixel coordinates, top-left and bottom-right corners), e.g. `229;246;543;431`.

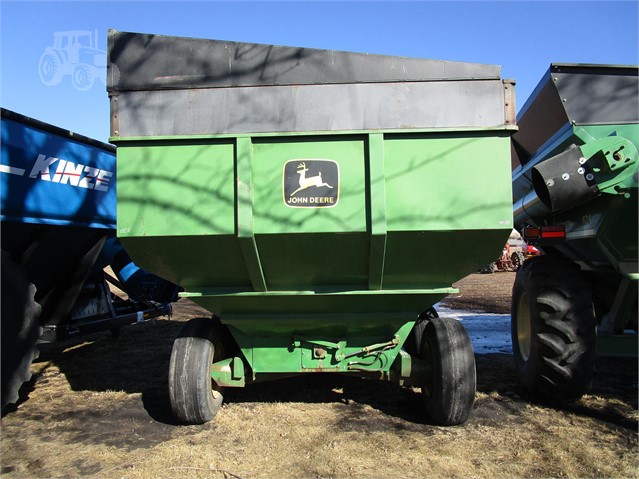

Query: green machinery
107;30;516;425
511;64;638;400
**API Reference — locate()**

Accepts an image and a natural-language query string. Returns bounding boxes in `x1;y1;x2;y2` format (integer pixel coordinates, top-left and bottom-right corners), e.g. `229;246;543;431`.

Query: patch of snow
435;305;512;355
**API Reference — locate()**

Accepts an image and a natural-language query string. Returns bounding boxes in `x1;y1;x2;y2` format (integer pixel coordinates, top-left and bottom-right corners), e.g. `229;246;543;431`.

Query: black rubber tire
511;255;596;401
420;317;476;426
511;251;525;271
404;307;438;357
1;251;42;411
480;262;496;274
168;317;227;424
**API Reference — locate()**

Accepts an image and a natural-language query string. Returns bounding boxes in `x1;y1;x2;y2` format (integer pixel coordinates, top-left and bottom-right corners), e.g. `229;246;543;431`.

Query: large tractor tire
168;317;228;424
420;317;476;426
511;255;596;401
1;251;42;411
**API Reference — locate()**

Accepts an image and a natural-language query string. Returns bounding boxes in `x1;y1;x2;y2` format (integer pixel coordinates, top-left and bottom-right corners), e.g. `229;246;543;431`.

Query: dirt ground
1;272;637;479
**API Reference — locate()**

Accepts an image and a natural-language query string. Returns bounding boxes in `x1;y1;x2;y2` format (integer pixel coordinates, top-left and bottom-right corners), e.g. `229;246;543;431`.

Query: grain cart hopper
1;108;180;410
511;64;638;401
107;30;516;425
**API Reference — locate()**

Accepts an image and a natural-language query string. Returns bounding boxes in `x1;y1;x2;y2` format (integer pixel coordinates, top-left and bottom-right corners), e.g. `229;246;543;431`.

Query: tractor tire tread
511;256;596;401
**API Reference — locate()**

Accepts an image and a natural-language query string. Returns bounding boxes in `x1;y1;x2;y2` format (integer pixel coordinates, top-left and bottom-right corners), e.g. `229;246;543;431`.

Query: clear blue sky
1;0;638;142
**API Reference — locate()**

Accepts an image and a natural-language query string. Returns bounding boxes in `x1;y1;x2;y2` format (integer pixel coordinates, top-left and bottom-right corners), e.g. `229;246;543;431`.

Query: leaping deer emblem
289;162;333;197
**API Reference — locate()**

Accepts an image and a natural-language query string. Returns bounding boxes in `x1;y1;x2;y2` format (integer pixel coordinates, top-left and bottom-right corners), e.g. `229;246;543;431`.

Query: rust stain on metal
503;79;517;126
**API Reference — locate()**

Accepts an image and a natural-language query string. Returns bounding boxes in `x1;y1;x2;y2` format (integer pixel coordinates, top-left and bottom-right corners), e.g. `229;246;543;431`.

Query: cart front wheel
420;317;476;426
169;317;226;424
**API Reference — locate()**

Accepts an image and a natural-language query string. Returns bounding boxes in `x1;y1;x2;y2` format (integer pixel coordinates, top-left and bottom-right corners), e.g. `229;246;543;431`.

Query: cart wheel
168;317;227;424
420;317;476;426
511;256;596;400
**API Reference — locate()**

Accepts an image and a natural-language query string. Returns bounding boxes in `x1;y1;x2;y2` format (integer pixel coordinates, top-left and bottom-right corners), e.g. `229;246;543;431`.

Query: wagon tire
511;256;596;401
420;317;476;426
169;317;227;424
1;251;42;411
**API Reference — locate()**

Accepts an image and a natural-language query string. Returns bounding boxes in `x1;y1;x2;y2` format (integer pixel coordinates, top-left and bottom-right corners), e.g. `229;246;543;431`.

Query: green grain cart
107;30;516;425
511;64;638;400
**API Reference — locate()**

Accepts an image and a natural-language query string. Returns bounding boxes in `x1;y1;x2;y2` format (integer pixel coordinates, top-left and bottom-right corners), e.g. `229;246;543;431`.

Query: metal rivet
577;167;585;175
546;179;554;187
579;157;587;164
562;173;570;180
586;173;594;181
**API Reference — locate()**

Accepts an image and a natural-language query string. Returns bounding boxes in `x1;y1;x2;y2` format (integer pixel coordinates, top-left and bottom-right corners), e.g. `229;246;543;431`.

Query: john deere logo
283;159;339;208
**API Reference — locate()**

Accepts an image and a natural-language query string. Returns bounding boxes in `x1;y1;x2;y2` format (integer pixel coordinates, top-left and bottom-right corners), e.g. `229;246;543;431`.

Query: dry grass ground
1;273;637;478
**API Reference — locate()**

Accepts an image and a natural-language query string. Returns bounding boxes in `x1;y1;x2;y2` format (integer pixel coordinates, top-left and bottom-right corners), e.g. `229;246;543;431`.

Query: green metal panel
384;133;513;232
117;141;235;237
217;315;416;375
251;136;367;234
383;229;511;289
248;135;370;291
578;124;639;150
121;235;251;290
255;233;370;290
382;133;513;287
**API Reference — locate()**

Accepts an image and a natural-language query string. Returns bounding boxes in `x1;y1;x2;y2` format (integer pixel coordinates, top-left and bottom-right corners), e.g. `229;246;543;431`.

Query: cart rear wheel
169;317;226;424
420;317;476;426
511;256;596;400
